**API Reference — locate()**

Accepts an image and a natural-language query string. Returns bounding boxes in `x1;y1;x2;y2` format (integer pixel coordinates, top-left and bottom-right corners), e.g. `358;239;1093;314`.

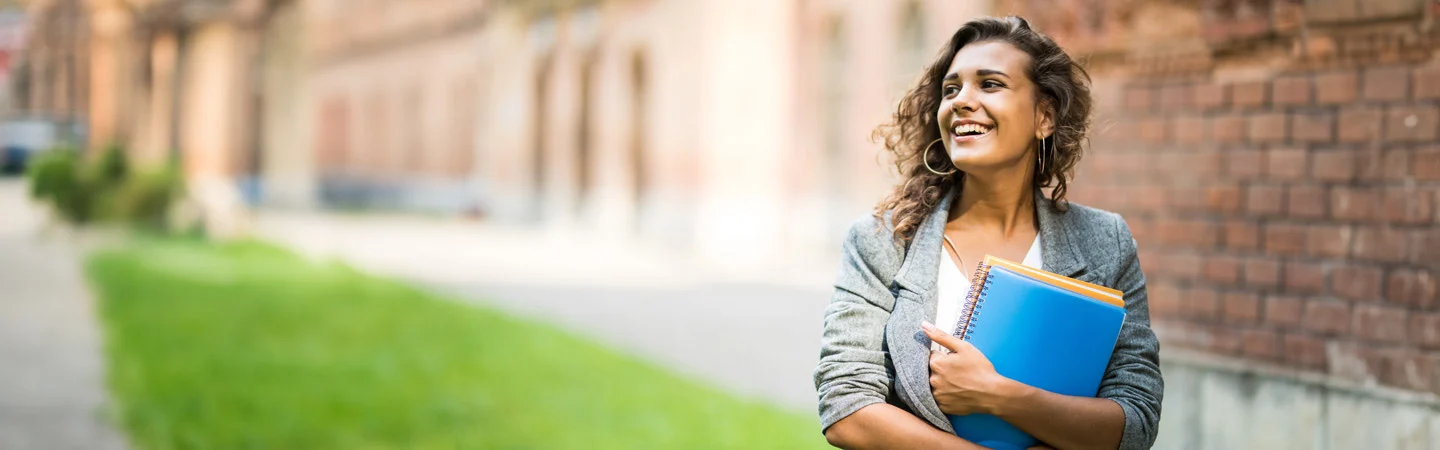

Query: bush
26;144;185;232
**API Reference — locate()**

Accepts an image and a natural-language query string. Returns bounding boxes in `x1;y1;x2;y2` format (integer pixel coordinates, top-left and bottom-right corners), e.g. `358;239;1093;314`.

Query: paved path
257;211;837;412
0;178;128;450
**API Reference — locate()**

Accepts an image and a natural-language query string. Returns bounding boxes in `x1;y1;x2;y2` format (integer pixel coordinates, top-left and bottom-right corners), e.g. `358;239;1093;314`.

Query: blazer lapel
1035;189;1088;279
887;186;958;432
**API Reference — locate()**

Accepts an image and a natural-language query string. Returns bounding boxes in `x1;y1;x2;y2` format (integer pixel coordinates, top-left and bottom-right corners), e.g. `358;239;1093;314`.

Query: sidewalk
0;178;128;450
255;210;840;412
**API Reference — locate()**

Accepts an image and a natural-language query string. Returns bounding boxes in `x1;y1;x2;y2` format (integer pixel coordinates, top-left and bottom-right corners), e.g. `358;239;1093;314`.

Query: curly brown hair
873;16;1091;245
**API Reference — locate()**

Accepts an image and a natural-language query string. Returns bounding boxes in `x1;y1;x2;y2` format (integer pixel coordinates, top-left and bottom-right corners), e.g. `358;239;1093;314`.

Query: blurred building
14;0;1440;447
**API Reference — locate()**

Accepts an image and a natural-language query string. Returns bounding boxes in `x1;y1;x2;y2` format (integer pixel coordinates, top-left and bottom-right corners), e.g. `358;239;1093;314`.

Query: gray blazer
814;186;1163;450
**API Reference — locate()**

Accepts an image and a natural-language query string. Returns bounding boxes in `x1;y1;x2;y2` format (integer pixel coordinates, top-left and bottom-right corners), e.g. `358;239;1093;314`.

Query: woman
814;16;1162;450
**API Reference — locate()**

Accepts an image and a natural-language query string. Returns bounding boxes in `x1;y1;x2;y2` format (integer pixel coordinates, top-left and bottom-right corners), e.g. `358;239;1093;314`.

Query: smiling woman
814;16;1163;450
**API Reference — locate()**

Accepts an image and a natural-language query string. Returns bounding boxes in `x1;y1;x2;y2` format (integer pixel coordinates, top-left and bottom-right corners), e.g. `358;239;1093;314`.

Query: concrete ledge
1157;348;1440;450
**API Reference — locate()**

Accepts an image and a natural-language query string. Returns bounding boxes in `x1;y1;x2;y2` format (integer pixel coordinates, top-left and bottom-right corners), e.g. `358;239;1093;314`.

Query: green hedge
27;144;185;232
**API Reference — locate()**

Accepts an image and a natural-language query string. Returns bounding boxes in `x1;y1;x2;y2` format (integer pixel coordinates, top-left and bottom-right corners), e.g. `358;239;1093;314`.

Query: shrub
27;144;185;232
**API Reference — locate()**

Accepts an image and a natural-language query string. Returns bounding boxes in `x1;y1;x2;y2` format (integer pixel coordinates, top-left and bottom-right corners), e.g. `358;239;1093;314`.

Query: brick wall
1036;0;1440;396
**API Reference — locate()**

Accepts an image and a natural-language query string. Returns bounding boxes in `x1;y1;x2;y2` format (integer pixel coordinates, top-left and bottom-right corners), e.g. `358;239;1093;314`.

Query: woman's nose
951;86;980;113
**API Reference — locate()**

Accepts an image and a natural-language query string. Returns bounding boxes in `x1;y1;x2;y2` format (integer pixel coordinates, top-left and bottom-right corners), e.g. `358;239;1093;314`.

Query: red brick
1248;113;1289;143
1285;261;1327;295
1208;324;1243;355
1337;107;1383;143
1286;185;1327;218
1245;258;1281;289
1205;185;1242;214
1414;65;1440;100
1266;147;1308;179
1166;253;1203;281
1331;187;1379;222
1328;342;1380;383
1333;265;1383;302
1272;76;1312;105
1204;256;1243;286
1183;287;1220;320
1302;300;1350;335
1241;328;1281;360
1307;224;1352;259
1125;85;1154;112
1139;117;1169;143
1221;220;1259;251
1315;70;1359;104
1364;66;1411;101
1222;291;1261;322
1416;148;1440;181
1158;84;1192;111
1411;312;1440;349
1265;223;1307;256
1387;268;1438;308
1148;281;1181;318
1228;148;1265;179
1265;295;1304;327
1419;230;1440;263
1354;148;1412;182
1173;116;1207;144
1372;349;1435;392
1232;81;1269;108
1167;186;1206;211
1352;226;1413;263
1282;332;1329;370
1385;106;1440;142
1211;114;1246;143
1382;188;1433;224
1311;150;1355;182
1353;304;1409;343
1248;184;1284;216
1290;111;1334;143
1183;151;1225;179
1193;83;1229;110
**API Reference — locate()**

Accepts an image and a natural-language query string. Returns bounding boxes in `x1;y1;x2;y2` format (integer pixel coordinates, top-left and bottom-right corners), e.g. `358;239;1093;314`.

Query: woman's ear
1035;99;1057;140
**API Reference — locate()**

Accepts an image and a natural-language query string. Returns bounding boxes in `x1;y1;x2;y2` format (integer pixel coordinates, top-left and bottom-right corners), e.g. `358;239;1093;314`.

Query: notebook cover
946;264;1127;450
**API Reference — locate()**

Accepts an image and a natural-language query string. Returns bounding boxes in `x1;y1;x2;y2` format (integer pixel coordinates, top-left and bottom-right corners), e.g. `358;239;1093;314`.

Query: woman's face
935;40;1053;177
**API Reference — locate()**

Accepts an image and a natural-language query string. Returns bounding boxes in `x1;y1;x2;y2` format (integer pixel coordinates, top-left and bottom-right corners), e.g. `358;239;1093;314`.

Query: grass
86;239;830;449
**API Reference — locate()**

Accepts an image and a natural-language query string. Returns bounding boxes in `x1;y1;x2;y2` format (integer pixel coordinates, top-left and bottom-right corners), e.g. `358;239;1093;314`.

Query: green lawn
87;240;830;449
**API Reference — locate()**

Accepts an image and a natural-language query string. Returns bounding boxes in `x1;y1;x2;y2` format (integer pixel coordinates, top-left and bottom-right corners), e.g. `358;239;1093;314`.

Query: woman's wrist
986;376;1034;418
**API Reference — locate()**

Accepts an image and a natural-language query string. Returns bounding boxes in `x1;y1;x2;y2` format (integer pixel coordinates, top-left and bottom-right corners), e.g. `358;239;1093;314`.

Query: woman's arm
816;218;983;449
826;403;987;450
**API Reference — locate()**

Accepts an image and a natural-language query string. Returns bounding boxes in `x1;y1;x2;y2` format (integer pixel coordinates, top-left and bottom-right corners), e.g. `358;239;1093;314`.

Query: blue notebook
946;255;1126;450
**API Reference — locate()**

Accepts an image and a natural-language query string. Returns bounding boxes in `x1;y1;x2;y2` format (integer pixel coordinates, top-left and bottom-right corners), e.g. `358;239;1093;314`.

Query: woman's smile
950;119;995;144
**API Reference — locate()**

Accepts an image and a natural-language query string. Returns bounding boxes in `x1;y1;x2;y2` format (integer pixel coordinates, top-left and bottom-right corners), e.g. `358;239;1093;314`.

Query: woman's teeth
953;124;991;136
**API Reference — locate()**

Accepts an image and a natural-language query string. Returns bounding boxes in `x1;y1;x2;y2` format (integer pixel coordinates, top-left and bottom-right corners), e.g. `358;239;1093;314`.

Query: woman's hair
872;16;1091;245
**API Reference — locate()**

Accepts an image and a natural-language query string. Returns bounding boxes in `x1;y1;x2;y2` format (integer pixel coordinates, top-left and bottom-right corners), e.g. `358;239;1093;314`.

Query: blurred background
2;0;1440;448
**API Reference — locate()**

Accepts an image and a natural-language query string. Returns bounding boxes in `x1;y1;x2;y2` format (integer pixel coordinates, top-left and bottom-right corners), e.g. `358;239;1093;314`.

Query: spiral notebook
946;255;1126;450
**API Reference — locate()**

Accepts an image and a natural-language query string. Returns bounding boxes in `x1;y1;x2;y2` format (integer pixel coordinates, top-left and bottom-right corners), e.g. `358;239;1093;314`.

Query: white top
932;234;1043;352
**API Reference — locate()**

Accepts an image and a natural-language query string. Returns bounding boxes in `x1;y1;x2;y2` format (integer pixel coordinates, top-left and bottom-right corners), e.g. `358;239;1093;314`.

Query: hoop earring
923;138;957;176
1037;136;1049;176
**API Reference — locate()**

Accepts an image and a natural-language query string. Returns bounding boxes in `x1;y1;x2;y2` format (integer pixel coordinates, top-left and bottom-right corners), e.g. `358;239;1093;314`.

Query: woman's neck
946;173;1036;238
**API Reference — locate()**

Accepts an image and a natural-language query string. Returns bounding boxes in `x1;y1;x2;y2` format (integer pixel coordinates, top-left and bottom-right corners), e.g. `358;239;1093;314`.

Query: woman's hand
921;321;1019;417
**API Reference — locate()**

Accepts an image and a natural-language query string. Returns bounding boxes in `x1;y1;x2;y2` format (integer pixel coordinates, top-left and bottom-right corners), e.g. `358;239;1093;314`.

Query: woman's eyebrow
943;69;1010;81
977;69;1009;78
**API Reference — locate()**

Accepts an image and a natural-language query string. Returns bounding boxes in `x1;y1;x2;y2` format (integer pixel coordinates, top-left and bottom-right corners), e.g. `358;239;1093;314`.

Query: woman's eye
981;80;1005;89
943;85;960;96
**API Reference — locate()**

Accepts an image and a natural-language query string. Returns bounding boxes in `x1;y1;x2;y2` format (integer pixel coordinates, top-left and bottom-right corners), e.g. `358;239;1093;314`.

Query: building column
178;19;247;237
85;0;130;151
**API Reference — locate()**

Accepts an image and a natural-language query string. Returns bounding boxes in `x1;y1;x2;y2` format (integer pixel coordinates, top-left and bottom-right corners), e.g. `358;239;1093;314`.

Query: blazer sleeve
814;217;901;433
1098;215;1165;450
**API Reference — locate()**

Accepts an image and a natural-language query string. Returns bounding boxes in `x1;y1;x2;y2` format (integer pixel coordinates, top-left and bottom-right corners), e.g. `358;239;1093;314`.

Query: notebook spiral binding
954;261;994;340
